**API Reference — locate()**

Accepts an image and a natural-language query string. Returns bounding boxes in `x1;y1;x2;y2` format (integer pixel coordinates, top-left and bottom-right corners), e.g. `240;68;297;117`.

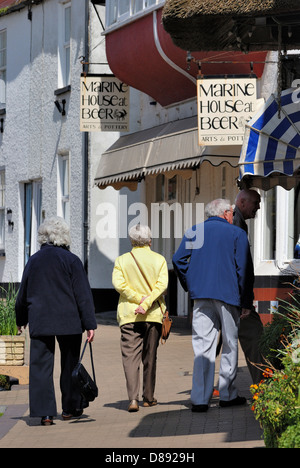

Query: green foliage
278;423;300;449
0;284;18;336
259;312;292;368
0;374;10;390
251;288;300;448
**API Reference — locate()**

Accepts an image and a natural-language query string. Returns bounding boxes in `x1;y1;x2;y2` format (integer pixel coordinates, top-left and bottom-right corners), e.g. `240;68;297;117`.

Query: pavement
0;312;265;450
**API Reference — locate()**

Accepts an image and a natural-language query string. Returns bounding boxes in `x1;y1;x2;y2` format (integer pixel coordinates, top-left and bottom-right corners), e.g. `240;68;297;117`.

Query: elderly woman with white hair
15;216;97;426
112;224;168;412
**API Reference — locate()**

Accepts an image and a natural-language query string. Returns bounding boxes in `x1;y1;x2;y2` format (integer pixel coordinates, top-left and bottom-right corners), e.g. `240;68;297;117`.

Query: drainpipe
83;0;89;273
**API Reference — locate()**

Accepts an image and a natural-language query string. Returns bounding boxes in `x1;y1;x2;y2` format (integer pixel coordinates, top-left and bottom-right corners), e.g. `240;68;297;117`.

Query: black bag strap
79;339;97;384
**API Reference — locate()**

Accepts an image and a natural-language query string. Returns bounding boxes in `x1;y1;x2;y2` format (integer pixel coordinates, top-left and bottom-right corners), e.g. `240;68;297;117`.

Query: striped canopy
238;88;300;190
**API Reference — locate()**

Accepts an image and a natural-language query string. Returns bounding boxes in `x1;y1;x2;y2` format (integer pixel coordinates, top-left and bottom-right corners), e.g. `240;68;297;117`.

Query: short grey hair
129;224;152;247
38;216;71;247
205;199;232;218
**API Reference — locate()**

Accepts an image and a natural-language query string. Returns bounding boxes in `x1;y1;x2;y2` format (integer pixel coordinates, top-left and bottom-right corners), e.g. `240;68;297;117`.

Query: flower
262;368;273;378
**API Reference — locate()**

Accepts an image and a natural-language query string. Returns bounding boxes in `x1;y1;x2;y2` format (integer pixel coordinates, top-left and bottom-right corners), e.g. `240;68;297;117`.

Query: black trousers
29;334;83;417
238;308;265;384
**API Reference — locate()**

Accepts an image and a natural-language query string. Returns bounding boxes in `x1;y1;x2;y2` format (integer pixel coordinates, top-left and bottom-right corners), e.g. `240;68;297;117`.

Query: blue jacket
172;217;254;310
15;244;97;337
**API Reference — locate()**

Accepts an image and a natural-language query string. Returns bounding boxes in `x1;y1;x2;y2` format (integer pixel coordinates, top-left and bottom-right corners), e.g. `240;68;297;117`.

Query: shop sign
80;75;130;132
197;77;258;145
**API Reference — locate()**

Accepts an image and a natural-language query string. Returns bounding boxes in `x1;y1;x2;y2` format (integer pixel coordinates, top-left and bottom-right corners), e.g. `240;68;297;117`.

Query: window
0;30;6;106
262;188;277;260
24;181;42;265
0;170;5;251
58;154;70;225
106;0;165;28
258;185;300;264
58;3;71;88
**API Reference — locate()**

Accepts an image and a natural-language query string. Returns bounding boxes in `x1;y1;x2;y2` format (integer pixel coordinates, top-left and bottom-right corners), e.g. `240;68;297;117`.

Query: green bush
0;284;18;335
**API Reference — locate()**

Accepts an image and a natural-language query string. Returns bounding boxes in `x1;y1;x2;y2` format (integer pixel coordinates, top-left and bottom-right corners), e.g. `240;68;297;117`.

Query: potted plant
0;283;25;367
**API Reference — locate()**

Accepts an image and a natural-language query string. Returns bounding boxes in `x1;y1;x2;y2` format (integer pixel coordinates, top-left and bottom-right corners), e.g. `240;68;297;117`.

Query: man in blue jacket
173;199;253;412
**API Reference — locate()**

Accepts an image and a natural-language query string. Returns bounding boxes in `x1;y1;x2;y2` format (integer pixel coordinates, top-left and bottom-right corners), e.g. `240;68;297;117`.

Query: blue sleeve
172;233;193;292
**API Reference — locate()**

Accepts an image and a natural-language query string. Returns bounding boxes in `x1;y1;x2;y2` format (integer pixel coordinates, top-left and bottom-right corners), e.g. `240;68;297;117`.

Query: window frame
0;29;7;107
58;2;71;89
105;0;165;32
0;169;5;253
57;153;70;225
253;187;300;273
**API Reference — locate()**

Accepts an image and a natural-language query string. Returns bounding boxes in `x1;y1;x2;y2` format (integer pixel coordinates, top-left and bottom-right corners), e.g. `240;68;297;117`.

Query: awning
94;116;241;191
238;88;300;191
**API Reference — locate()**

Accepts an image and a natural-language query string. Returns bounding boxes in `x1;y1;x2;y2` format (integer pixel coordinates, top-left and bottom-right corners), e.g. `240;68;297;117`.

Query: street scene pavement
0;313;264;450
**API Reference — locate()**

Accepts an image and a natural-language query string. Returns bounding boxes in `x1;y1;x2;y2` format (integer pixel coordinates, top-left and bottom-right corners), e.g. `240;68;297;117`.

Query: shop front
95;115;242;317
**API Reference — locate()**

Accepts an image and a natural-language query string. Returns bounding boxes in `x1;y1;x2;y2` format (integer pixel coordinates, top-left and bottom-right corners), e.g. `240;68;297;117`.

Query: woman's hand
135;305;146;315
87;330;95;342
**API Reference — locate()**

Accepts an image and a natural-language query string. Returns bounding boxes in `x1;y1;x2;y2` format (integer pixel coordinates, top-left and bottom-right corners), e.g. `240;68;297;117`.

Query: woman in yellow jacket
112;224;168;412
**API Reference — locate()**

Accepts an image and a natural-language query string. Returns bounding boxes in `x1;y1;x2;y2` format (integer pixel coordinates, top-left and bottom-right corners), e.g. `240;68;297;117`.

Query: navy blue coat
15;244;97;337
172;217;254;310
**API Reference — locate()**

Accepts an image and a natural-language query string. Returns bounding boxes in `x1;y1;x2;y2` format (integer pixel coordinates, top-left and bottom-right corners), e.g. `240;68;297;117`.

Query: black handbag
72;339;98;402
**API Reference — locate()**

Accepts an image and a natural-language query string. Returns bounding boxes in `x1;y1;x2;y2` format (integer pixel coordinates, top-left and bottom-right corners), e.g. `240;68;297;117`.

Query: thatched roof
163;0;300;18
162;0;300;51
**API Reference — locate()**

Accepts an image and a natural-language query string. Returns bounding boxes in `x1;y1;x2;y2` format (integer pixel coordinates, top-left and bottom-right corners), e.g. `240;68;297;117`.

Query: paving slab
0;314;264;450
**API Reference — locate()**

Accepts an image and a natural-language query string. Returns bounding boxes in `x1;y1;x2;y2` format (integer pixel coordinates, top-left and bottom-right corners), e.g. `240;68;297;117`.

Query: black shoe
41;416;54;426
219;396;246;408
191;404;208;413
62;409;83;420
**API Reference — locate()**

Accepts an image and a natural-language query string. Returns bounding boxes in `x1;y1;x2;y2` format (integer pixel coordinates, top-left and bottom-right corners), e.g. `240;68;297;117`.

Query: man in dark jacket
234;189;265;384
173;199;253;412
15;216;97;426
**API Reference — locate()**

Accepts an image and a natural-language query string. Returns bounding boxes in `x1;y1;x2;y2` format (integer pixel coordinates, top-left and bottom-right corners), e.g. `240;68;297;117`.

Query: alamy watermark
95;195;205;249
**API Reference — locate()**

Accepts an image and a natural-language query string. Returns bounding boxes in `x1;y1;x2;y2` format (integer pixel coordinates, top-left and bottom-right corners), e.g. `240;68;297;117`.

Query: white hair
205;199;232;218
38;216;71;247
129;224;152;247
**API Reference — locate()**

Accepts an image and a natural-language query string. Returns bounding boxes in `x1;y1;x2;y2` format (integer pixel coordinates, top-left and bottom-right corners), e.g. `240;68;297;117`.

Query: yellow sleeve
112;258;143;305
141;259;169;312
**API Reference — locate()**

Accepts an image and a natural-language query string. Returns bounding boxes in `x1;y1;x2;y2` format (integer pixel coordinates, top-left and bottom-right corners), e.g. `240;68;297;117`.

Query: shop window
155;173;164;202
167;176;177;201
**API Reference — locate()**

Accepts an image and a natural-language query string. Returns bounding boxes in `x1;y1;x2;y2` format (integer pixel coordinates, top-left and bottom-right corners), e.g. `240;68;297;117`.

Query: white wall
0;0;87;282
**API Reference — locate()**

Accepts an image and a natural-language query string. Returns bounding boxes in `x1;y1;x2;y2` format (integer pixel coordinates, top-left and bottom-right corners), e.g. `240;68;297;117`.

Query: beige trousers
120;322;161;402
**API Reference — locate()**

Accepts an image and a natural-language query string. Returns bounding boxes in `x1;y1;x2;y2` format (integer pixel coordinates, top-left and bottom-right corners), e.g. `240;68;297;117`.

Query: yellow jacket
112;246;168;327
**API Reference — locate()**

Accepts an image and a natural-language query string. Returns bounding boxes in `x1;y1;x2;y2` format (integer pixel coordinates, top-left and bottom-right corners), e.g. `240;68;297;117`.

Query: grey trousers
191;299;240;405
120;322;161;402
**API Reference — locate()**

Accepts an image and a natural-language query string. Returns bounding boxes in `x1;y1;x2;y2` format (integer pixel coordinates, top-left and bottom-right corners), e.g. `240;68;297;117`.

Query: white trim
152;11;197;87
